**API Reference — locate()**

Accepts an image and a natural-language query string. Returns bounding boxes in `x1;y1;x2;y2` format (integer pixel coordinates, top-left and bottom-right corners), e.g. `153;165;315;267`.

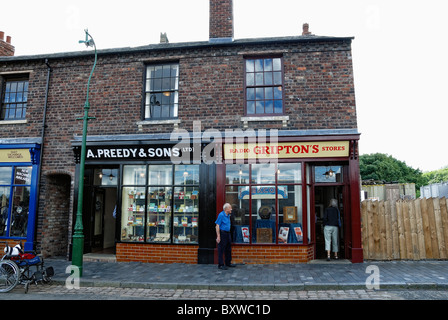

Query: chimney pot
6;36;11;44
0;31;4;41
302;23;312;36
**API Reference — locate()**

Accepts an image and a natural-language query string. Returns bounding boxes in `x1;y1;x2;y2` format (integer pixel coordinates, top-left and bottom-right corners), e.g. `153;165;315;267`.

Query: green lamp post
72;29;97;277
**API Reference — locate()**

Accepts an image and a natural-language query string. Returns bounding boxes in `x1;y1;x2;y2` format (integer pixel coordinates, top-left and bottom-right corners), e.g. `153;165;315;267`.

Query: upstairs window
245;57;283;115
144;64;179;119
1;76;29;120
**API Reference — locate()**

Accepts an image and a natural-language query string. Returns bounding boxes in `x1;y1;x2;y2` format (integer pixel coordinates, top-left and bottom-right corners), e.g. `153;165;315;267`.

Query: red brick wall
116;243;198;264
116;243;314;264
232;245;315;264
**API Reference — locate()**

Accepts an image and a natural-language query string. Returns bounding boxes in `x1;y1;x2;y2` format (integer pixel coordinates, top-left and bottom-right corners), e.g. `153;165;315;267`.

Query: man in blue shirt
215;203;235;270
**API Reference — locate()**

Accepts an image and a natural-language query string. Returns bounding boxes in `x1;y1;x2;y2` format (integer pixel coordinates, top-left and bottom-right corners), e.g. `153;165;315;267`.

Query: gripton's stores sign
223;141;349;160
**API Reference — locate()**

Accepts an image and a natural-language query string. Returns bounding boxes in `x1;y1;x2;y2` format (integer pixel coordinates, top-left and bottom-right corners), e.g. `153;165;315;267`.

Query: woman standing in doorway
323;199;340;261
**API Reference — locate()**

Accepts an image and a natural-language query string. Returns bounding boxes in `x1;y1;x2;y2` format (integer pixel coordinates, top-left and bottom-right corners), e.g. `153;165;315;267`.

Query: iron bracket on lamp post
72;29;97;277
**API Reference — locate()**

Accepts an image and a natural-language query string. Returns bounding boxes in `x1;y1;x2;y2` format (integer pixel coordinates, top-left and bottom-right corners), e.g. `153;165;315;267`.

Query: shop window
144;64;179;119
225;163;303;245
245;57;283;115
0;166;32;238
1;76;29;120
120;164;199;244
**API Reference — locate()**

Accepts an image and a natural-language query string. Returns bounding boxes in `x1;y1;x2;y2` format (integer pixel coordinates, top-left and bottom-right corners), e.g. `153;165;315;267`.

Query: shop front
218;134;362;263
0;144;40;252
72;131;362;264
73;138;217;264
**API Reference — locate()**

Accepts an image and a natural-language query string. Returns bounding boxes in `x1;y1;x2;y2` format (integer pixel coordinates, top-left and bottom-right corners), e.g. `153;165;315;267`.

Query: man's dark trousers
218;230;232;266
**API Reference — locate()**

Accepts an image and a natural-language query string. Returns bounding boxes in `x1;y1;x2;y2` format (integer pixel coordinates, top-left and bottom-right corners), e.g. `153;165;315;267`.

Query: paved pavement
3;257;448;302
41;257;448;291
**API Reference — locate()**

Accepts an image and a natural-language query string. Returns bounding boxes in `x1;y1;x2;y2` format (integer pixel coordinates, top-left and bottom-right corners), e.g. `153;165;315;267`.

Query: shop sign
85;144;195;161
238;186;288;199
0;149;31;163
224;141;349;160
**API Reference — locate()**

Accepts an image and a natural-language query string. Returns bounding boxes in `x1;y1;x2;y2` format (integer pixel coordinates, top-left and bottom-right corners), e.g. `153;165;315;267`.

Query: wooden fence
361;197;448;260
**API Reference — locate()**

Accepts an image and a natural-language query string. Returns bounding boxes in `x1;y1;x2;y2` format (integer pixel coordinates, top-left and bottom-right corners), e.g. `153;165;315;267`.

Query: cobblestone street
3;283;448;300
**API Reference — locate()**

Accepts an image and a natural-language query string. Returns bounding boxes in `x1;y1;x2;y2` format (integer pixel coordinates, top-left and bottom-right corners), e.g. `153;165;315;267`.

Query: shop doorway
314;186;345;259
79;167;118;255
90;187;117;253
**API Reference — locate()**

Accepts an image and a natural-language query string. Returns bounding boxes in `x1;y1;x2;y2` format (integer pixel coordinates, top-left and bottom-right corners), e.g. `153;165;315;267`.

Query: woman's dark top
323;206;339;227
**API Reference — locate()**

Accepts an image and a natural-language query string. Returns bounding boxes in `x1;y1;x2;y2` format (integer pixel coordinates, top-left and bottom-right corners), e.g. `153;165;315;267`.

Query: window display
120;164;199;244
225;163;303;244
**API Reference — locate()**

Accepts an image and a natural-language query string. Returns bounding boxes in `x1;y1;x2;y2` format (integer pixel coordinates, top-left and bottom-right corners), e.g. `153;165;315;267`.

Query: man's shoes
218;265;228;270
226;264;236;268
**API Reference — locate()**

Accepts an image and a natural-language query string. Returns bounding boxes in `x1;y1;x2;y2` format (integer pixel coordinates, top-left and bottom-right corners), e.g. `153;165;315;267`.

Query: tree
359;153;423;185
421;167;448;185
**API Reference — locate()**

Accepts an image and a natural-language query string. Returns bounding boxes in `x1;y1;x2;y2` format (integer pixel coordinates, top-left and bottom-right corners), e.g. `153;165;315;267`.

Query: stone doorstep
83;253;117;263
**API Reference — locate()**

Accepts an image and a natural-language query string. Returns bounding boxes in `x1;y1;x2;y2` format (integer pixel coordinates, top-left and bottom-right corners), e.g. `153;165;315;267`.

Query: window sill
0;119;27;125
241;116;289;128
136;119;181;131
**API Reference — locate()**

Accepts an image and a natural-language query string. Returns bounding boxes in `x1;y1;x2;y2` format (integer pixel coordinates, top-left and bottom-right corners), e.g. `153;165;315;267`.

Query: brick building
0;0;362;264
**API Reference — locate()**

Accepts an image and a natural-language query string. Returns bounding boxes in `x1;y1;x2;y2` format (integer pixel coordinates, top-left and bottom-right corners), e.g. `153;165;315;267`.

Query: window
121;164;199;244
0;166;32;238
225;163;303;245
245;57;283;115
1;76;29;120
144;64;179;119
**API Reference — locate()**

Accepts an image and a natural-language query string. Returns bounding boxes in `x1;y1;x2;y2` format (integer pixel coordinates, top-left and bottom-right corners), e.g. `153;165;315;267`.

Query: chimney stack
0;31;15;56
209;0;234;43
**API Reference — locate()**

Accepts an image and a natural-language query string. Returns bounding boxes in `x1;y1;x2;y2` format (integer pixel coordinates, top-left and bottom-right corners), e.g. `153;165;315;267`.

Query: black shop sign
80;144;198;163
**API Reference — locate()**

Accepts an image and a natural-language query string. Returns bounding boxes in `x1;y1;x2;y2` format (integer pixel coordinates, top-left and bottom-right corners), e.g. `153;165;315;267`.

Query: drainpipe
34;59;52;251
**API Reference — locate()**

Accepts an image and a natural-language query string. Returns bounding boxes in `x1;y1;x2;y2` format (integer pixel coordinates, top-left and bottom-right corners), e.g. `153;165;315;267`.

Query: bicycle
0;242;54;293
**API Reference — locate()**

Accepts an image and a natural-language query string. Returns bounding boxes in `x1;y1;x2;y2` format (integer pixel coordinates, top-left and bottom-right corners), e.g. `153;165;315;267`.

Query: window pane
277;163;301;183
0;167;12;184
123;165;146;185
10;186;30;237
265;101;273;114
264;59;273;71
264;87;273;100
254;59;263;72
274;100;283;113
274;86;282;99
14;167;32;185
246;73;254;86
252;187;275;244
264;72;273;85
174;165;199;185
255;88;264;100
246;88;255;100
251;163;275;184
256;101;264;114
278;185;303;244
0;186;10;237
226;164;249;184
148;165;172;185
225;185;250;243
147;187;172;243
314;166;343;183
247;101;255;114
255;72;264;85
246;59;255;72
121;186;145;242
173;186;199;243
273;58;282;71
273;72;282;85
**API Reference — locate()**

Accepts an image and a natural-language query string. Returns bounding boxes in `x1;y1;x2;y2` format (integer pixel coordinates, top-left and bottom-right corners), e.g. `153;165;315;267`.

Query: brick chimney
0;31;15;56
209;0;234;43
